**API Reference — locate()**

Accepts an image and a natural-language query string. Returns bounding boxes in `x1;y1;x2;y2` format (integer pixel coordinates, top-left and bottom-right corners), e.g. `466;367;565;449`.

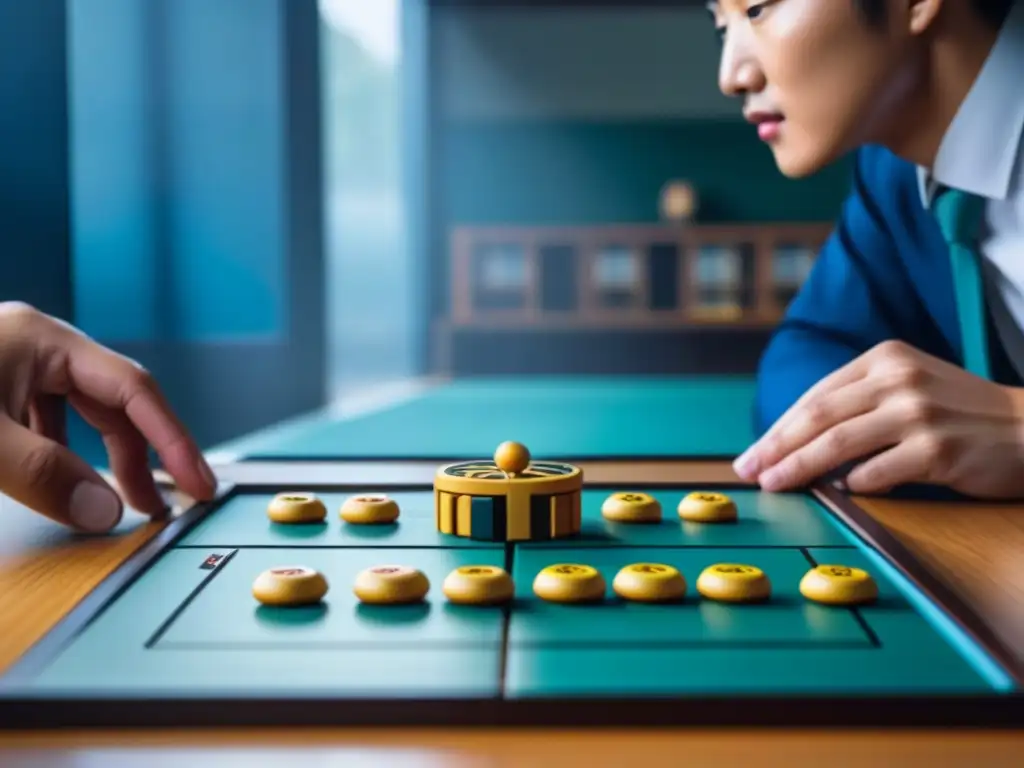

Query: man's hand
0;302;216;532
734;340;1024;498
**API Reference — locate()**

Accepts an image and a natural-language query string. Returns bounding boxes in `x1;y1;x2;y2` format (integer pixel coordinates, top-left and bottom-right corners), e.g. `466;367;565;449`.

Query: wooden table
2;461;1023;766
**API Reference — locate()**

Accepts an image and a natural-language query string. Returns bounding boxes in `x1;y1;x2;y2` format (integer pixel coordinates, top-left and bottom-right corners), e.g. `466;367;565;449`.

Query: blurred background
0;0;852;468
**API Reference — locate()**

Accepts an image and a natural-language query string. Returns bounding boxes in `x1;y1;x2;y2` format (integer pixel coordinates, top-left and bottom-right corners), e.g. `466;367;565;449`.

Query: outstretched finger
70;392;168;517
52;332;216;502
0;416;123;533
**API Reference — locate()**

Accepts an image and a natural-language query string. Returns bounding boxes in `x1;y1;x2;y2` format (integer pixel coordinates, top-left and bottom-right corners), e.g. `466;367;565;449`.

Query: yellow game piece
678;491;738;522
696;563;770;603
442;565;514;605
799;565;878;605
266;493;327;524
601;492;662;523
353;565;430;604
532;563;605;603
434;458;583;542
494;441;531;476
339;494;400;524
612;563;686;603
252;566;328;606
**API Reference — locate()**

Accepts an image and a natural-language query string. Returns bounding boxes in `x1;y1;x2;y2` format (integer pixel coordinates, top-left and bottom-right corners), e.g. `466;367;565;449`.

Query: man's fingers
756;409;899;491
0;416;123;533
69;393;167;517
29;393;67;446
47;329;216;502
843;437;933;494
736;377;879;479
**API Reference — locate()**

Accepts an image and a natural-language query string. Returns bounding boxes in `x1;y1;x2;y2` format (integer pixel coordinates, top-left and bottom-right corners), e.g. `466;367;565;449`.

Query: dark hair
855;0;1016;28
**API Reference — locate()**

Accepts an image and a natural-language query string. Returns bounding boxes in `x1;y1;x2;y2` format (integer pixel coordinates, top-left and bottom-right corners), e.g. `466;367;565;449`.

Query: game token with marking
601;492;662;523
678;491;738;523
532;563;606;603
252;566;329;606
442;565;514;605
612;563;686;603
494;440;531;476
353;565;430;604
800;564;878;605
340;494;400;524
266;493;327;524
696;563;770;603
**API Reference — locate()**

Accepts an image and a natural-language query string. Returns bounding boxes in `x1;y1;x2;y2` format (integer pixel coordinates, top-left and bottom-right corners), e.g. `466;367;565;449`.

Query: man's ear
907;0;946;35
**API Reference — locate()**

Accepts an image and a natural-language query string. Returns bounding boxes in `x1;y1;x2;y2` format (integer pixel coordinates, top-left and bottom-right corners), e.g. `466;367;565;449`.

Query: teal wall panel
0;0;72;320
69;0;287;343
69;0;156;339
440;119;852;226
161;0;285;340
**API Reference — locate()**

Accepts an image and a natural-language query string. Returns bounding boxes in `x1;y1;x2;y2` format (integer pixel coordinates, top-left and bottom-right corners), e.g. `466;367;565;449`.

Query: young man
709;0;1024;498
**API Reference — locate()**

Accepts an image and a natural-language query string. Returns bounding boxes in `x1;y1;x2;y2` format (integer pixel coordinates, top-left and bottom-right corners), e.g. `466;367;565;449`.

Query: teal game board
209;375;759;461
0;461;1021;728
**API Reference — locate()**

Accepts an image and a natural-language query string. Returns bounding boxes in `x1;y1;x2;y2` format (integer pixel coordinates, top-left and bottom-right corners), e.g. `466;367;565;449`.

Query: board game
1;444;1022;728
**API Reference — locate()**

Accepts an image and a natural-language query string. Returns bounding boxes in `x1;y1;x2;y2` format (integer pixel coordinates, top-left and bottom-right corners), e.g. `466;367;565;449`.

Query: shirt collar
917;0;1024;206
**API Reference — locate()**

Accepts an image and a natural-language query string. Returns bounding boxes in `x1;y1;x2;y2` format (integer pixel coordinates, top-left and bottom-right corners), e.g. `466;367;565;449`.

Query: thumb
0;417;123;533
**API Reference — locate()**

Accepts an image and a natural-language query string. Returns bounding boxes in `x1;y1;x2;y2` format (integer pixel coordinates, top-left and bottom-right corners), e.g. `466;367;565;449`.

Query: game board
0;451;1021;729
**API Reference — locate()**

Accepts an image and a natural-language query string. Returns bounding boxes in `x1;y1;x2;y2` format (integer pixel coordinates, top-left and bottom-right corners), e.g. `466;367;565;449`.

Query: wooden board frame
0;466;1022;730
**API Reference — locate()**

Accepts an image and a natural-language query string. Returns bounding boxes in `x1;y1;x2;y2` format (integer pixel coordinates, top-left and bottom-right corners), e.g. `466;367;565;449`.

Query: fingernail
69;481;123;533
733;451;759;478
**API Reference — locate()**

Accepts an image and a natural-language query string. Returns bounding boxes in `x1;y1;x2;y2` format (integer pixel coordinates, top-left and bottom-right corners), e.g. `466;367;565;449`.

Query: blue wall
0;0;72;318
70;0;286;343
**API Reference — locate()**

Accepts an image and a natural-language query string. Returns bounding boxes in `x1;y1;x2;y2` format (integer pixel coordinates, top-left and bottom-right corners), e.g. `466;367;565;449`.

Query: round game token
353;565;430;604
340;494;400;524
799;565;878;605
532;563;606;603
696;563;770;603
601;492;662;523
266;493;327;524
678;491;738;523
612;563;686;603
252;565;329;606
442;565;514;605
494;440;531;476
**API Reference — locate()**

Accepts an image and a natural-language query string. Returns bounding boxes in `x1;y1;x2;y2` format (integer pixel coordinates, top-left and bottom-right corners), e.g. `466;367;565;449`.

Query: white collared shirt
917;0;1024;329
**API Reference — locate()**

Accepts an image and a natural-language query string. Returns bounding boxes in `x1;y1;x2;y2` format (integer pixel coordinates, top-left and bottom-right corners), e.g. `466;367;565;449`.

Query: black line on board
143;549;238;649
497;542;515;696
799;547;881;649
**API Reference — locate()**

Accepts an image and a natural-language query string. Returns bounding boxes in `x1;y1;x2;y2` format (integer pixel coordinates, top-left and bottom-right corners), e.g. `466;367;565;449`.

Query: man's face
710;0;927;177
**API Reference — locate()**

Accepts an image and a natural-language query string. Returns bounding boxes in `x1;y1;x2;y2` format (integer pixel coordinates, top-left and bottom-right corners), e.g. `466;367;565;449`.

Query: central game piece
433;442;582;542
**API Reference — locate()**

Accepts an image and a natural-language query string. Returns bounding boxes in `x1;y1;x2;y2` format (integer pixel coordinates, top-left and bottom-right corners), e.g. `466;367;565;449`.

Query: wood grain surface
2;461;1023;762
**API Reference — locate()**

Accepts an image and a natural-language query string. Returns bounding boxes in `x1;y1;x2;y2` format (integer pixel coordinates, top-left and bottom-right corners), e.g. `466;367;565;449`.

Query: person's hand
733;340;1024;498
0;302;216;532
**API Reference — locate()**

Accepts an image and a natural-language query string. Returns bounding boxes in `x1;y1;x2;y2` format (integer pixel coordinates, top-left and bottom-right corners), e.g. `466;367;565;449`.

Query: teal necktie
931;186;990;378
